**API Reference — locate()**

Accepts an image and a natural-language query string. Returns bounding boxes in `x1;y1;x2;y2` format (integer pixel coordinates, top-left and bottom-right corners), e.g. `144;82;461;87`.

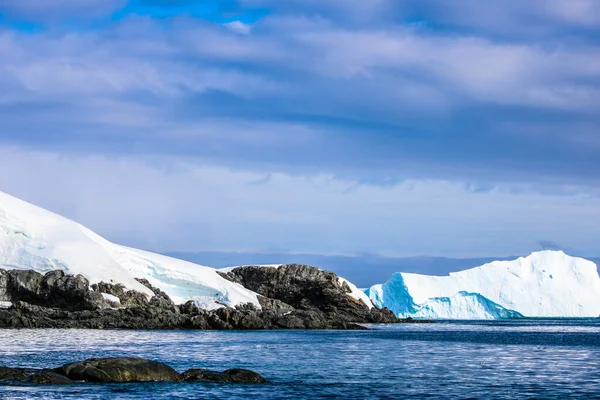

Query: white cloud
0;146;598;257
224;21;252;35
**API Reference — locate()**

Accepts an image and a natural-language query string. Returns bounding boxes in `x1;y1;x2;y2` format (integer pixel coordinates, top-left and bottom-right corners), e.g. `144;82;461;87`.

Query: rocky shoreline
0;357;266;385
0;265;427;330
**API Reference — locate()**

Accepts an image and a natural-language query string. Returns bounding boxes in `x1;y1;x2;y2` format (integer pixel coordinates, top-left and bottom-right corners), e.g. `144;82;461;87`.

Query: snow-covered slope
367;251;600;319
0;191;260;309
338;277;373;309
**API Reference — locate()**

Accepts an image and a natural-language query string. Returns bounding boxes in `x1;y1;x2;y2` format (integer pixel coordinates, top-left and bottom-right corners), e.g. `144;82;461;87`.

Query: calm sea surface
1;320;600;399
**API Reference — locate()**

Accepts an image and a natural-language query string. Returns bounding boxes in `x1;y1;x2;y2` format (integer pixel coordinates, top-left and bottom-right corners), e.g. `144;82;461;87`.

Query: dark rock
24;372;73;385
0;270;9;301
369;306;400;323
0;366;28;380
6;270;43;304
257;296;295;312
39;271;91;309
180;300;201;315
91;282;149;308
55;357;181;383
224;368;267;383
182;368;266;383
182;369;234;382
0;267;415;330
0;269;109;311
220;264;396;323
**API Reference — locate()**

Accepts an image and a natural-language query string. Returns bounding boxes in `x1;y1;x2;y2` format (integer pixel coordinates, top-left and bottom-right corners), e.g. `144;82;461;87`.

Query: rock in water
24;372;73;385
0;366;28;380
182;368;266;383
55;358;181;383
224;369;267;383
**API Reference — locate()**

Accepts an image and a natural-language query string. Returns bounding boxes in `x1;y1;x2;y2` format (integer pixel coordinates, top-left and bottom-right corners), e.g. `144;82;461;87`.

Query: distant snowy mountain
366;251;600;319
0;191;260;309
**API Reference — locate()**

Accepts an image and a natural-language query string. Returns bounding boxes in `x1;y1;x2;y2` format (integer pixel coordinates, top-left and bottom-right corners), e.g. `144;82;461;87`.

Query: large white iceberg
0;190;260;309
366;251;600;319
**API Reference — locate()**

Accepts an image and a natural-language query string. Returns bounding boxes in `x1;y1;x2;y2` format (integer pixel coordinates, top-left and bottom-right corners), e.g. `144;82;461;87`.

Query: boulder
24;372;73;385
0;366;28;380
182;368;266;383
55;357;181;383
6;270;44;304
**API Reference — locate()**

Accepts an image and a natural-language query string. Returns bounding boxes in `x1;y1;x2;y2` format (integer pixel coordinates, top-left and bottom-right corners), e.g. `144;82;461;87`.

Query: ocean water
1;320;600;399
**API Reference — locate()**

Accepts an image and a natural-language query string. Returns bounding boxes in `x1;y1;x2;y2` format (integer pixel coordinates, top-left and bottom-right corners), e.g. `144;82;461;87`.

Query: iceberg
367;251;600;319
0;191;260;309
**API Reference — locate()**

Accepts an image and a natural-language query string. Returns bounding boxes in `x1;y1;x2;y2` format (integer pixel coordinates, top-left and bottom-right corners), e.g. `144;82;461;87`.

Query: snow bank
338;277;373;309
367;251;600;319
0;191;260;309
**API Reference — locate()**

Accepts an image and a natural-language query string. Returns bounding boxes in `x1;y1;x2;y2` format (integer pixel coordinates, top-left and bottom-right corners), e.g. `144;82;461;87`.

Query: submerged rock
55;357;181;383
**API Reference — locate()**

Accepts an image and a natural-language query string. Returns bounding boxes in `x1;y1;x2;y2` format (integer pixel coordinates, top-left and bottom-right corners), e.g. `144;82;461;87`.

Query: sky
0;0;599;258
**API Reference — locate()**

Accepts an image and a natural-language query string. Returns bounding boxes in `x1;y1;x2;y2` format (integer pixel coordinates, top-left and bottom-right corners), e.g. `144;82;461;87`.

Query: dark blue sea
1;320;600;399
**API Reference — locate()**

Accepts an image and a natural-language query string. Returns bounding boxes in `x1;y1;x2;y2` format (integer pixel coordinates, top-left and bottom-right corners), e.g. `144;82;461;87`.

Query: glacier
367;251;600;319
0;191;260;309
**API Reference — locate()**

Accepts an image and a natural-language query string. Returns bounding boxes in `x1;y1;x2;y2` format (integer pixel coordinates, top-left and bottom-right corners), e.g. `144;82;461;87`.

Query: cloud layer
0;0;598;257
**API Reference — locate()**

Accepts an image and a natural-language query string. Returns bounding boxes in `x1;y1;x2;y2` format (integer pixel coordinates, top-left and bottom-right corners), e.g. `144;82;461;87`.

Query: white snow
0;301;11;309
338;277;373;309
0;191;260;309
367;251;600;319
101;293;121;304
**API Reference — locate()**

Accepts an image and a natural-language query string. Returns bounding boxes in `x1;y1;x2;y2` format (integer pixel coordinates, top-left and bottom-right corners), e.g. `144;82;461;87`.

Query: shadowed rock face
55;358;181;383
0;269;106;311
219;264;354;311
219;264;398;323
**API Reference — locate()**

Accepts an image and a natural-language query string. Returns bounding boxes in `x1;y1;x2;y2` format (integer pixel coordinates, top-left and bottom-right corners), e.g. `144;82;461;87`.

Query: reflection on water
1;320;600;399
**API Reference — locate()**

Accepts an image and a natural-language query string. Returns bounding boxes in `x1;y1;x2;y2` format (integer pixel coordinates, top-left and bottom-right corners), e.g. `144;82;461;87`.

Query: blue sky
0;0;599;258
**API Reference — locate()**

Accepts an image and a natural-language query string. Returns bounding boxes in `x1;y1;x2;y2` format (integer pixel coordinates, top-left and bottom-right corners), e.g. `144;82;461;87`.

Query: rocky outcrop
56;358;181;383
90;282;148;308
219;264;398;323
0;269;107;311
0;357;265;385
0;267;421;330
0;298;368;330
